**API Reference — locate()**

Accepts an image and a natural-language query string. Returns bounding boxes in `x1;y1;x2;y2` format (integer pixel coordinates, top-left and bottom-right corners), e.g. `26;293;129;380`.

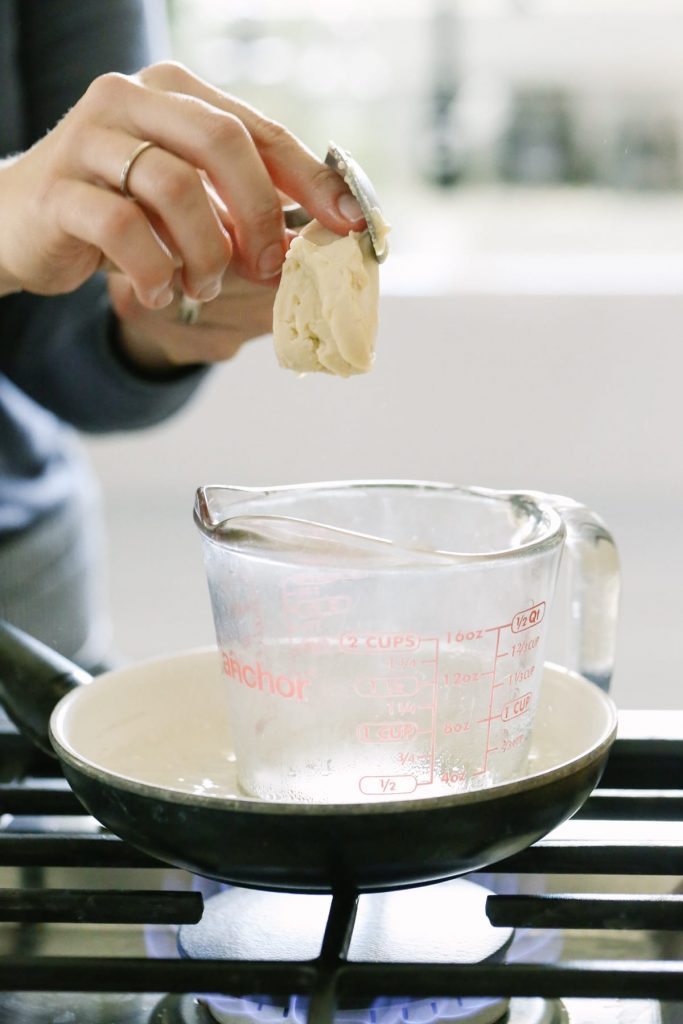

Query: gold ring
178;294;202;326
119;140;157;198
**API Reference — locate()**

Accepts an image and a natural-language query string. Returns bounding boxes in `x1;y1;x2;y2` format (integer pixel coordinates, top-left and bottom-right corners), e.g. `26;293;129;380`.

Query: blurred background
86;0;683;709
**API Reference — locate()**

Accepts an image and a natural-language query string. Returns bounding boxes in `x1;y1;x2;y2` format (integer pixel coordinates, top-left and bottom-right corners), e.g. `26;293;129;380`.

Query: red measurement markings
510;634;540;657
443;720;471;735
503;665;536;686
441;668;495;687
359;775;417;796
446;629;486;644
502;733;526;752
281;574;352;645
425;638;440;786
473;626;504;776
285;593;351;619
353;676;418;698
384;637;441;788
340;633;421;651
386;699;418;718
398;751;431;768
501;691;533;722
511;602;545;634
356;721;418;742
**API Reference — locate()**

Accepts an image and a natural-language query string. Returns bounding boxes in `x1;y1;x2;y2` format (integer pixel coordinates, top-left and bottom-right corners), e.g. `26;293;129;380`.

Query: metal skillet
0;621;616;894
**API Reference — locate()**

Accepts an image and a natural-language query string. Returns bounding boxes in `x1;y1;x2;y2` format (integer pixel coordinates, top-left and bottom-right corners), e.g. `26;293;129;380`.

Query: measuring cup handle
551;496;620;692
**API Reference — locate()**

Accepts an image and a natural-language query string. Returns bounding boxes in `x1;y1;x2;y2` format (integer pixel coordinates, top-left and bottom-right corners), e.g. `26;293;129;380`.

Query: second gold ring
178;295;202;326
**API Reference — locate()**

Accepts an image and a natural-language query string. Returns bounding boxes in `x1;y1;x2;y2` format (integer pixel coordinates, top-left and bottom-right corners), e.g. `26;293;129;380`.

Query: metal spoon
180;141;388;321
283;140;389;263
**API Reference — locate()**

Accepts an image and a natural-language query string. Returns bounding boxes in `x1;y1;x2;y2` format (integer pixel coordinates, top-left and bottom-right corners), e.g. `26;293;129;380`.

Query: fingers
55;179;176;308
137;63;367;235
76;127;233;299
82;73;287;283
81;68;364;284
58;65;364;297
229;118;367;234
108;269;274;370
139;95;285;282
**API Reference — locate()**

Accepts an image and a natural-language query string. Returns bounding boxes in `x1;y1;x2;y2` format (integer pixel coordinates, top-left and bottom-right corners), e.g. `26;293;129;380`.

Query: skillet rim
49;652;617;818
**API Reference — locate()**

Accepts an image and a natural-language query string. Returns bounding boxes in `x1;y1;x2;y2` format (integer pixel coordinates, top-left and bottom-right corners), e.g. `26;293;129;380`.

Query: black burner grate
0;720;681;1022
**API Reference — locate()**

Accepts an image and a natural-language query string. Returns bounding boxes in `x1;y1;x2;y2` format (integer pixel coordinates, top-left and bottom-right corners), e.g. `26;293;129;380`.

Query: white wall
86;293;683;711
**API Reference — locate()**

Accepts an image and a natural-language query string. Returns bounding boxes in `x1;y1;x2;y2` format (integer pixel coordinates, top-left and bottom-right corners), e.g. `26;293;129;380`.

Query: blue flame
200;993;508;1023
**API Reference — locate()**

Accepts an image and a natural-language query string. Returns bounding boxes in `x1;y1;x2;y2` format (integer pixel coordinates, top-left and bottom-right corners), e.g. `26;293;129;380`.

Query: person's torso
0;1;25;156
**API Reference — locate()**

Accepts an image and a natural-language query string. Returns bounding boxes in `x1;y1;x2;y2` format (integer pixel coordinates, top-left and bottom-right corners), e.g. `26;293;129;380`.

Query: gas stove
0;707;681;1024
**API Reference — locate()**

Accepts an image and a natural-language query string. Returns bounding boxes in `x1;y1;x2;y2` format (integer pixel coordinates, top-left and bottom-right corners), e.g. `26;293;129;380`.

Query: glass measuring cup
194;481;619;804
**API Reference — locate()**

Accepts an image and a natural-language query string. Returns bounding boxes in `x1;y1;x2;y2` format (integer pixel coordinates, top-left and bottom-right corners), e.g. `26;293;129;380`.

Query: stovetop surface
0;708;680;1024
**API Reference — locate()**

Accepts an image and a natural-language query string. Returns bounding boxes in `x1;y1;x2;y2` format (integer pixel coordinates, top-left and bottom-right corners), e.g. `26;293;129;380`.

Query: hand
0;61;364;305
107;266;276;372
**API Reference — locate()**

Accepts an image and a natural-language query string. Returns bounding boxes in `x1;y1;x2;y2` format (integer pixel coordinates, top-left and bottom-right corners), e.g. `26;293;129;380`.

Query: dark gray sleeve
2;0;209;433
18;0;159;141
0;282;209;433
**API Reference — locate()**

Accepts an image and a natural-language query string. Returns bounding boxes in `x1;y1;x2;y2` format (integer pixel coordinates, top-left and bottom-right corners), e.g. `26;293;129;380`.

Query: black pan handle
0;622;91;757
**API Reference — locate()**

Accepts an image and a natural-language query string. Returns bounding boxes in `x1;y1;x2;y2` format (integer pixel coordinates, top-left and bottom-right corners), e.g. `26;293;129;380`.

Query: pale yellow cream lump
272;219;381;378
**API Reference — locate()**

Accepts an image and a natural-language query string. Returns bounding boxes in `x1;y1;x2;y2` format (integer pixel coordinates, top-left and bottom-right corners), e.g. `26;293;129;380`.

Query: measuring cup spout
193;484;462;565
194;485;269;535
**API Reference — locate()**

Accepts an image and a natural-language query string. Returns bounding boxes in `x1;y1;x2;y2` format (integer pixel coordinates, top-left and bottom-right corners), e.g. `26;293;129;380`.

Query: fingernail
151;284;174;308
196;279;222;301
257;242;284;279
337;192;364;222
